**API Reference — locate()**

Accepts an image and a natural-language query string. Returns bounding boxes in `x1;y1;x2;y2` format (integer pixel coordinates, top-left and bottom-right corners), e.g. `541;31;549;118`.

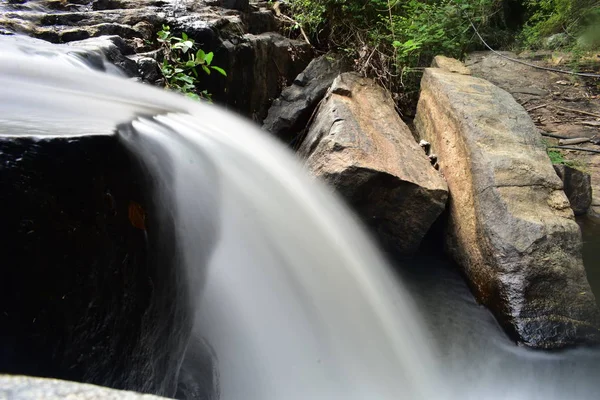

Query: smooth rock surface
299;73;448;254
430;55;471;75
414;67;600;348
0;375;168;399
554;164;593;216
262;53;351;144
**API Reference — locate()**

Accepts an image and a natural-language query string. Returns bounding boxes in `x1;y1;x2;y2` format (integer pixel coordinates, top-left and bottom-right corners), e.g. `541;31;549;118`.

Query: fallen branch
549;145;600;154
558;137;590;145
579;121;600;127
553;105;600;119
541;132;569;140
272;3;311;46
526;103;548;112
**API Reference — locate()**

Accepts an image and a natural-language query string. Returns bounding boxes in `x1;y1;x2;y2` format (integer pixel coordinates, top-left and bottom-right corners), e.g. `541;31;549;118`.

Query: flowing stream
1;34;600;400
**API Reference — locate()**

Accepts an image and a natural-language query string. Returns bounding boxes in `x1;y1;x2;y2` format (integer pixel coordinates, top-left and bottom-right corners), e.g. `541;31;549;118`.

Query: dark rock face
215;32;312;122
262;53;351;144
298;73;448;254
221;0;249;12
0;135;196;397
554;164;593;216
0;0;312;120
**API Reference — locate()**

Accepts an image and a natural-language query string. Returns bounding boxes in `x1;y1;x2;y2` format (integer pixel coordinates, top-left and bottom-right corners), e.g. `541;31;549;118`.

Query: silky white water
3;33;600;400
0;35;448;400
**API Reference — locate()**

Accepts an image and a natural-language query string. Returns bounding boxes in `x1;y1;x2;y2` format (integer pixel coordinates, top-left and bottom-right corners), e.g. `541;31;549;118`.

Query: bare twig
526;103;548;112
553;105;600;119
549;146;600;154
558;137;591;145
541;132;570;139
279;14;311;46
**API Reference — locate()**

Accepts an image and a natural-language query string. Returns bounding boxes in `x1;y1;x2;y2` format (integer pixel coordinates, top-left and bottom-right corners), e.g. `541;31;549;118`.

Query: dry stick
549;146;600;154
553;105;600;119
541;132;570;139
526;103;548;112
279;14;311;46
558;137;591;145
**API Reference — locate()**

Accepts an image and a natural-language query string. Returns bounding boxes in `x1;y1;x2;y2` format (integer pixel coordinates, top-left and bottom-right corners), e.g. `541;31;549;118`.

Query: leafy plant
156;25;227;101
285;0;508;112
547;148;587;171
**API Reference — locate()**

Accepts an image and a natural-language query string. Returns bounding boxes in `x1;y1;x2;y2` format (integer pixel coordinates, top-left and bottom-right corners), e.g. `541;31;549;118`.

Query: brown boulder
415;67;600;348
299;73;448;254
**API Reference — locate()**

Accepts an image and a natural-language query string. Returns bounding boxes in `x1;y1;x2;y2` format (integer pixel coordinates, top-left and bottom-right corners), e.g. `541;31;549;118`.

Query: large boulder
554;164;593;216
414;66;600;348
262;53;351;144
298;73;448;254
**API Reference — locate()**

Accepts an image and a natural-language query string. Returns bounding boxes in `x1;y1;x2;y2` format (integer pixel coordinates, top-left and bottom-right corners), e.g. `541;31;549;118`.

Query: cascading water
0;35;447;400
2;33;600;400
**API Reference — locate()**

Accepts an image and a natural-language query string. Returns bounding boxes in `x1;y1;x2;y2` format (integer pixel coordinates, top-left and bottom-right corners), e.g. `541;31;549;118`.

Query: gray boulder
415;66;600;348
299;73;448;254
262;53;351;144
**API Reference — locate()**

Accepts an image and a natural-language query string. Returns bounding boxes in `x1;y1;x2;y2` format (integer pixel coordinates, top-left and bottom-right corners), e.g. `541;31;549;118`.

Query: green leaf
204;51;214;66
210;66;227;76
202;65;211;75
185;60;196;68
181;32;188;41
196;49;206;62
174;74;195;84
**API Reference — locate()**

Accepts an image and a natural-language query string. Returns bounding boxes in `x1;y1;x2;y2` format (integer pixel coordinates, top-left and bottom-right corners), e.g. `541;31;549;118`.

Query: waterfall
0;35;446;400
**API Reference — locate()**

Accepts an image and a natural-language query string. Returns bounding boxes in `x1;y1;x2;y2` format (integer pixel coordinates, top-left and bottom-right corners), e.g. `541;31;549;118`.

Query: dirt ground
465;51;600;216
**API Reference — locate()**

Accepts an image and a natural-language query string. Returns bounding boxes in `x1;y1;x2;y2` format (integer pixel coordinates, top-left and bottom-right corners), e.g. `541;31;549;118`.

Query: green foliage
520;0;600;50
286;0;508;109
547;148;567;164
156;25;227;102
547;148;587;171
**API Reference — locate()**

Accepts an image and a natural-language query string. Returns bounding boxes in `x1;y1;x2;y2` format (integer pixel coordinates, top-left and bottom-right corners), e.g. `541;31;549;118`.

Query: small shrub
156;25;227;102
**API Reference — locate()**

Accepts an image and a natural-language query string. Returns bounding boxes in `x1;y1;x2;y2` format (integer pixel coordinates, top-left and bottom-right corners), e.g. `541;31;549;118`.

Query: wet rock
262;53;351;144
415;67;600;348
0;375;170;399
0;0;312;119
135;56;162;84
554;164;593;216
0;135;193;396
68;35;138;76
244;8;279;34
213;32;312;122
221;0;249;12
299;73;448;254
